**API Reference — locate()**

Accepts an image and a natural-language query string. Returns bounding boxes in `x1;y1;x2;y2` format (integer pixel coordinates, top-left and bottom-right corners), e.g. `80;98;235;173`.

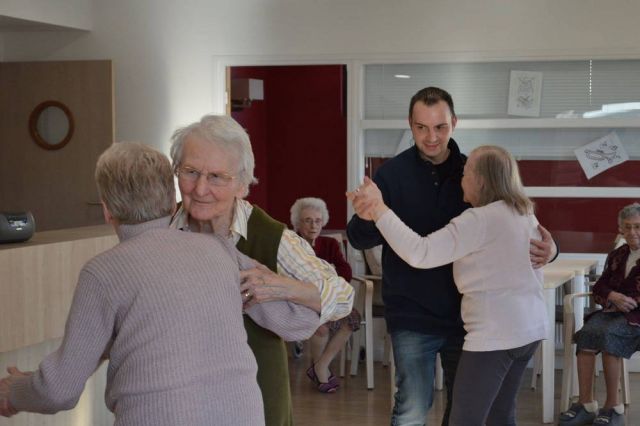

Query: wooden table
541;270;575;423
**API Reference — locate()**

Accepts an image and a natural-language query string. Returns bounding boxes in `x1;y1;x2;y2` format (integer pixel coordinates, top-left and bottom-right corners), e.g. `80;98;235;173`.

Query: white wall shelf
524;187;640;198
362;117;640;130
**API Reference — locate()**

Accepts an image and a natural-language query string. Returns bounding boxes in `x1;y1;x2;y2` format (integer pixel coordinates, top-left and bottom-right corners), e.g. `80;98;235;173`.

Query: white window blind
364;60;640;120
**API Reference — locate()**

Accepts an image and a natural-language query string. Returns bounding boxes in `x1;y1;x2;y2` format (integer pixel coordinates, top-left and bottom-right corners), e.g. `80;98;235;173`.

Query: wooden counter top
0;224;115;251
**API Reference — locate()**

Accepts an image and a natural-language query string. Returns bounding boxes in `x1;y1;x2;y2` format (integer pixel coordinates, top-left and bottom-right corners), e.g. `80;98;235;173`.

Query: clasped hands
0;366;30;417
346;176;389;222
607;291;639;313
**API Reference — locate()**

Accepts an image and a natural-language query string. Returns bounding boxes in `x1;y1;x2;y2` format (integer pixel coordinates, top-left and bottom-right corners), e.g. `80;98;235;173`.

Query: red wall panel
232;65;347;230
519;160;640;253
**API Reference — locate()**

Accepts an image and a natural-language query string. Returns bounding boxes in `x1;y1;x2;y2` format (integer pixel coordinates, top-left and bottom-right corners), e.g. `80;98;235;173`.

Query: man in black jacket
347;87;555;426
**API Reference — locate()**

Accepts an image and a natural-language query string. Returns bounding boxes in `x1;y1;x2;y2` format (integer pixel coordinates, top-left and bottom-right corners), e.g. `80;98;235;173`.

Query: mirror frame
28;100;75;150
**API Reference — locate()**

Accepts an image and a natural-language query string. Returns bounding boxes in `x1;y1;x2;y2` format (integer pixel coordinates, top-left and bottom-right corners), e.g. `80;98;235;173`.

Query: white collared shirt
171;199;354;323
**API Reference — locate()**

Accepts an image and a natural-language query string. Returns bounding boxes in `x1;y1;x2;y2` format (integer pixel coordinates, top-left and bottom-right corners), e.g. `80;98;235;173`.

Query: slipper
306;364;319;384
306;364;340;392
317;380;339;393
328;373;339;386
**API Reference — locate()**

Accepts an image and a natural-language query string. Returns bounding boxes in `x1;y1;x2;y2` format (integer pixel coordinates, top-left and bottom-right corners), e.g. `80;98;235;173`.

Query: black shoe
558;403;597;426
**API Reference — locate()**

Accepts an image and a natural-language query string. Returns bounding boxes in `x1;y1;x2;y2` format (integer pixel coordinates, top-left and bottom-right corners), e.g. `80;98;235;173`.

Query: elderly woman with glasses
558;203;640;426
169;115;354;426
290;197;361;393
0;142;319;425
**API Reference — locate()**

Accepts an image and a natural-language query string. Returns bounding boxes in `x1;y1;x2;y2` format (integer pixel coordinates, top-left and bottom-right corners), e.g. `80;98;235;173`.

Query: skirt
326;308;361;336
574;311;640;358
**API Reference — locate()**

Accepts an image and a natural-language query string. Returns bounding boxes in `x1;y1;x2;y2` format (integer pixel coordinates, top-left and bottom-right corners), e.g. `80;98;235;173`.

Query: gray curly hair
95;142;175;224
170;115;258;198
619;202;640;226
290;197;329;231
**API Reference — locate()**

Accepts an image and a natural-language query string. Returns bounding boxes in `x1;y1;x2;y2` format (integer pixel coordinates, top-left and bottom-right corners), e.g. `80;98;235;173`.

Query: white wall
3;0;640;154
0;0;91;30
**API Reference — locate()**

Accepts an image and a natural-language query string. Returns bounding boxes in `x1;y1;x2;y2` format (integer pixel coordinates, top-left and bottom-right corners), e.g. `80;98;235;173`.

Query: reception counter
0;224;118;425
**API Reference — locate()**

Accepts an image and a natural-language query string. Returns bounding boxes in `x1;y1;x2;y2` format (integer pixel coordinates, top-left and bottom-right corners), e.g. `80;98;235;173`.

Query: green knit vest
236;205;292;426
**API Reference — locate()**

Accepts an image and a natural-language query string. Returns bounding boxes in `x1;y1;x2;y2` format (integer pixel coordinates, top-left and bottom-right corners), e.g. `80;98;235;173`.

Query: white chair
560;291;631;411
320;232;355;379
349;244;389;390
320;233;384;388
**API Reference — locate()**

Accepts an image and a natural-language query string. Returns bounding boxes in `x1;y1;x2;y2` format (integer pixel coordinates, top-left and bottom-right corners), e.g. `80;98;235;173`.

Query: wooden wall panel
0;224;117;425
0;341;114;426
0;60;114;231
0;225;118;352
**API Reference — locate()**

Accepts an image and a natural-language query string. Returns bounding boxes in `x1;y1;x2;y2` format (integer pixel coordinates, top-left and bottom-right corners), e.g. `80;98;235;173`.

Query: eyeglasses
302;218;323;226
175;166;236;187
621;223;640;232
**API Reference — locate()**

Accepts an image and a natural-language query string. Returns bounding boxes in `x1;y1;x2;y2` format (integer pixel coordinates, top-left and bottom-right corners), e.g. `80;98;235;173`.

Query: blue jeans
390;330;463;426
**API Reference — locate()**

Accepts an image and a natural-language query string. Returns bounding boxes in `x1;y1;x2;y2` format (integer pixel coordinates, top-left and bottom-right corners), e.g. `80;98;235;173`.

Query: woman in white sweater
348;145;549;426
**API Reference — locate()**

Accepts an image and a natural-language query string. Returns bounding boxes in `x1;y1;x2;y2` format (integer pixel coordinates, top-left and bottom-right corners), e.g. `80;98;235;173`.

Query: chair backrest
363;245;384;307
363;245;382;276
322;232;347;259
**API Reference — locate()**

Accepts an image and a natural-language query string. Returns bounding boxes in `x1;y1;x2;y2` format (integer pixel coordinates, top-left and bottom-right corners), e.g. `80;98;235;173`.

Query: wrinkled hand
0;366;29;417
530;224;557;269
608;291;638;313
346;177;388;221
240;264;295;309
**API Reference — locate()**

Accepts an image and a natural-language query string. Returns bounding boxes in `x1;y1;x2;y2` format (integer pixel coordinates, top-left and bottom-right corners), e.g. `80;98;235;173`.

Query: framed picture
507;70;543;117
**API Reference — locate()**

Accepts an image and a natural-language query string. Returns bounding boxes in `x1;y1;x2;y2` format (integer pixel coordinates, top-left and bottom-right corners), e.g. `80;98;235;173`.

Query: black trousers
448;341;540;426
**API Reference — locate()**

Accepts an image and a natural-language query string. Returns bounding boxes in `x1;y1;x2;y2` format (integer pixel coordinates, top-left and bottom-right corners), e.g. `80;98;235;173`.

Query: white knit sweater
376;200;549;351
10;216;319;425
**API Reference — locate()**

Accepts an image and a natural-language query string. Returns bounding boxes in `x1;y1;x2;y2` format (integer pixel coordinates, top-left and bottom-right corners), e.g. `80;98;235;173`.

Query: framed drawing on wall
507;70;543;117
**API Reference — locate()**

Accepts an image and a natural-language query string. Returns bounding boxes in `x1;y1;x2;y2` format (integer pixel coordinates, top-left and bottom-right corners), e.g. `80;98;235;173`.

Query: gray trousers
448;341;540;426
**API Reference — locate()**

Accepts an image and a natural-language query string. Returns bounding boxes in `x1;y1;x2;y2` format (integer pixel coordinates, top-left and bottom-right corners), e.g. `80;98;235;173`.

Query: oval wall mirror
29;100;75;150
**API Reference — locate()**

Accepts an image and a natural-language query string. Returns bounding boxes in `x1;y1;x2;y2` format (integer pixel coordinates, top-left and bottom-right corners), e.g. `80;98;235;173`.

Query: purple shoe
317;380;339;393
306;364;340;393
306;364;319;384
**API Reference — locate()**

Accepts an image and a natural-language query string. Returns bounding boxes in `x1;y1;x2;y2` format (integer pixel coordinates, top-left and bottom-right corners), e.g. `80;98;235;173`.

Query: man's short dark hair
409;87;456;119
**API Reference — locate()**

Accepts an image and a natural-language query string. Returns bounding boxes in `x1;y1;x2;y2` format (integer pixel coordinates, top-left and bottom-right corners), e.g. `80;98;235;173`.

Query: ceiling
0;15;74;32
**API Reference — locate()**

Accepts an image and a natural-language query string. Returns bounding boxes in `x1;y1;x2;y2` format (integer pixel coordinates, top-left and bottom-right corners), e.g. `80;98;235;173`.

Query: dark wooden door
0;60;114;231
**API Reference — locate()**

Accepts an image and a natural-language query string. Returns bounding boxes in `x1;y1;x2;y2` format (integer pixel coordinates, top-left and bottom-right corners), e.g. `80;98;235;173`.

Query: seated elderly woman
0;142;319;425
290;197;362;393
558;203;640;426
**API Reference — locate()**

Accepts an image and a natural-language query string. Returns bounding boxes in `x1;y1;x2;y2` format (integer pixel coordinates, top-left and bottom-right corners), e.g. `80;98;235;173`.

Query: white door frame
212;55;366;221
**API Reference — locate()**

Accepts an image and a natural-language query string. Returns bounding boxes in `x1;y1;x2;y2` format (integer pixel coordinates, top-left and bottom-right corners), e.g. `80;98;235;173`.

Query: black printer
0;212;35;243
